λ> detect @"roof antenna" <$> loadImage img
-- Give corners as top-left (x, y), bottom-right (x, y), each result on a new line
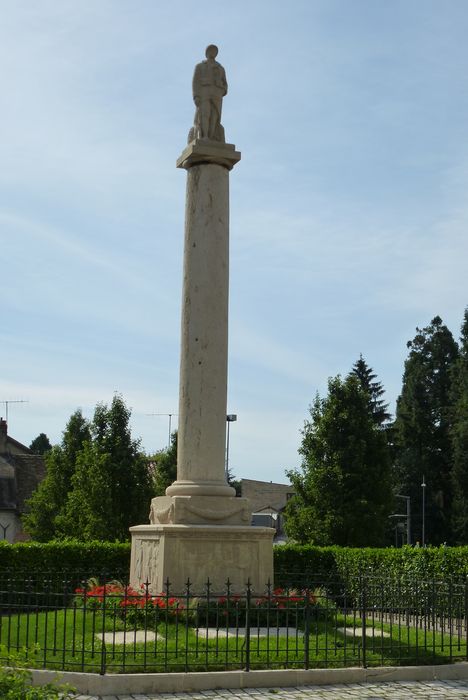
top-left (0, 399), bottom-right (29, 425)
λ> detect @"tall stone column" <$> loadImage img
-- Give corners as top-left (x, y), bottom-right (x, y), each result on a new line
top-left (130, 46), bottom-right (274, 594)
top-left (168, 144), bottom-right (239, 497)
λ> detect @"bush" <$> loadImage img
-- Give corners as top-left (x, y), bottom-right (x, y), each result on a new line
top-left (0, 646), bottom-right (75, 698)
top-left (73, 579), bottom-right (184, 629)
top-left (3, 540), bottom-right (468, 595)
top-left (0, 540), bottom-right (130, 575)
top-left (274, 543), bottom-right (468, 587)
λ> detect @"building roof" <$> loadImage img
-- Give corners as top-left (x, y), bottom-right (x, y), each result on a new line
top-left (0, 419), bottom-right (45, 513)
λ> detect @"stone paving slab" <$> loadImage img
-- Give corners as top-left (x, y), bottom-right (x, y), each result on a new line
top-left (73, 679), bottom-right (468, 699)
top-left (95, 630), bottom-right (161, 645)
top-left (202, 628), bottom-right (303, 639)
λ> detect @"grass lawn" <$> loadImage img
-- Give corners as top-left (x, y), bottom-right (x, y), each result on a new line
top-left (1, 608), bottom-right (466, 673)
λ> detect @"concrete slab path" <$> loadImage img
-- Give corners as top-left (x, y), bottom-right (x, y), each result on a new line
top-left (72, 679), bottom-right (468, 699)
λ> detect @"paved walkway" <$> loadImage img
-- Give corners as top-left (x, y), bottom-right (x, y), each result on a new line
top-left (73, 680), bottom-right (468, 699)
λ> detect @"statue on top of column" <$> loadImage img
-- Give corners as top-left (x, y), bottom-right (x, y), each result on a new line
top-left (189, 45), bottom-right (227, 143)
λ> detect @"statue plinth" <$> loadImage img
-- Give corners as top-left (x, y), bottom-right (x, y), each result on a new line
top-left (177, 139), bottom-right (241, 170)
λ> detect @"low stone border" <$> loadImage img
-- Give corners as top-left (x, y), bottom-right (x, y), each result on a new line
top-left (30, 662), bottom-right (468, 695)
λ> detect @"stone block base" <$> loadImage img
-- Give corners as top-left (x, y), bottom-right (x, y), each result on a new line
top-left (130, 524), bottom-right (274, 595)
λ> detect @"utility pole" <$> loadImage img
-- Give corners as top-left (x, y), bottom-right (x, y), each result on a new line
top-left (146, 413), bottom-right (178, 449)
top-left (0, 399), bottom-right (29, 424)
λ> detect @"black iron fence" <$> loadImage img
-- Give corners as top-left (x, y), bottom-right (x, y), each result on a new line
top-left (0, 571), bottom-right (467, 674)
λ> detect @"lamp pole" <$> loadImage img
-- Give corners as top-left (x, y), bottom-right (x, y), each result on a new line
top-left (225, 414), bottom-right (237, 479)
top-left (421, 475), bottom-right (426, 547)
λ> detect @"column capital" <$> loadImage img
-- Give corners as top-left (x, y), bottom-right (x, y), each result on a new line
top-left (177, 139), bottom-right (241, 171)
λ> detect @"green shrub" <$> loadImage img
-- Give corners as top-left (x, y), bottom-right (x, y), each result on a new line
top-left (0, 539), bottom-right (130, 575)
top-left (274, 544), bottom-right (468, 588)
top-left (0, 646), bottom-right (75, 698)
top-left (73, 578), bottom-right (184, 629)
top-left (3, 540), bottom-right (468, 593)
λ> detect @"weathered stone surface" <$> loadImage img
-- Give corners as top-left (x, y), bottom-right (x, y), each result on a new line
top-left (177, 139), bottom-right (241, 170)
top-left (190, 44), bottom-right (227, 143)
top-left (149, 495), bottom-right (251, 526)
top-left (130, 524), bottom-right (274, 594)
top-left (168, 159), bottom-right (235, 499)
top-left (130, 48), bottom-right (274, 596)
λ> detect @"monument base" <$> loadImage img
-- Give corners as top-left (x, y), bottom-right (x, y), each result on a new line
top-left (129, 524), bottom-right (275, 595)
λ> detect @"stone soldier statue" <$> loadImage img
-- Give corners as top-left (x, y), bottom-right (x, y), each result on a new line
top-left (189, 44), bottom-right (227, 142)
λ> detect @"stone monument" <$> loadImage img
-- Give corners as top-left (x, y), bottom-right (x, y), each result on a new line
top-left (130, 46), bottom-right (274, 595)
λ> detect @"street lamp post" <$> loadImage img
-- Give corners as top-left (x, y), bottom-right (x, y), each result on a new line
top-left (225, 414), bottom-right (237, 479)
top-left (421, 475), bottom-right (426, 547)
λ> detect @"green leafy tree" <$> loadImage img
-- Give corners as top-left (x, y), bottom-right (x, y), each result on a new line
top-left (451, 309), bottom-right (468, 544)
top-left (393, 316), bottom-right (459, 545)
top-left (285, 374), bottom-right (392, 546)
top-left (29, 432), bottom-right (52, 455)
top-left (60, 395), bottom-right (152, 541)
top-left (150, 431), bottom-right (178, 496)
top-left (23, 411), bottom-right (91, 541)
top-left (351, 354), bottom-right (391, 428)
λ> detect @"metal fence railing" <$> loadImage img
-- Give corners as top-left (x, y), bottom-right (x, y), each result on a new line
top-left (0, 571), bottom-right (467, 674)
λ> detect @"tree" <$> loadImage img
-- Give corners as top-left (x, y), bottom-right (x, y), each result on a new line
top-left (351, 355), bottom-right (391, 428)
top-left (285, 374), bottom-right (392, 546)
top-left (60, 395), bottom-right (152, 541)
top-left (451, 309), bottom-right (468, 544)
top-left (29, 433), bottom-right (52, 455)
top-left (150, 431), bottom-right (178, 496)
top-left (393, 316), bottom-right (459, 545)
top-left (23, 411), bottom-right (91, 541)
top-left (227, 468), bottom-right (241, 496)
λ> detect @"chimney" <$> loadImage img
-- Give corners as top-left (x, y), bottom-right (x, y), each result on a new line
top-left (0, 417), bottom-right (7, 452)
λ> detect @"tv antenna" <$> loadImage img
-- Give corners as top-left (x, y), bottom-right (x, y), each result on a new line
top-left (0, 399), bottom-right (29, 424)
top-left (146, 412), bottom-right (178, 449)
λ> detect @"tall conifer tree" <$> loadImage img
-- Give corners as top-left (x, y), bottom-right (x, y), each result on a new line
top-left (351, 355), bottom-right (391, 428)
top-left (451, 309), bottom-right (468, 544)
top-left (393, 316), bottom-right (458, 544)
top-left (285, 374), bottom-right (392, 546)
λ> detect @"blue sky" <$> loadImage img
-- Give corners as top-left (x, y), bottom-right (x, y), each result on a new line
top-left (1, 1), bottom-right (468, 484)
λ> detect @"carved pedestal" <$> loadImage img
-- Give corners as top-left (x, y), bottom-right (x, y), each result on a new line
top-left (130, 524), bottom-right (274, 595)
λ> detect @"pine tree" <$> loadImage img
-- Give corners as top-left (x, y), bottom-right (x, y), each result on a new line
top-left (351, 355), bottom-right (391, 427)
top-left (393, 316), bottom-right (459, 545)
top-left (451, 309), bottom-right (468, 544)
top-left (23, 411), bottom-right (91, 541)
top-left (285, 374), bottom-right (392, 546)
top-left (29, 433), bottom-right (52, 455)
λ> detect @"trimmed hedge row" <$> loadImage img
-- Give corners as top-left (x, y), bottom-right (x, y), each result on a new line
top-left (0, 540), bottom-right (130, 575)
top-left (274, 543), bottom-right (468, 587)
top-left (2, 540), bottom-right (468, 586)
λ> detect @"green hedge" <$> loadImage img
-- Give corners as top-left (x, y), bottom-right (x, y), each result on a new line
top-left (2, 540), bottom-right (468, 588)
top-left (274, 543), bottom-right (468, 587)
top-left (0, 540), bottom-right (130, 575)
